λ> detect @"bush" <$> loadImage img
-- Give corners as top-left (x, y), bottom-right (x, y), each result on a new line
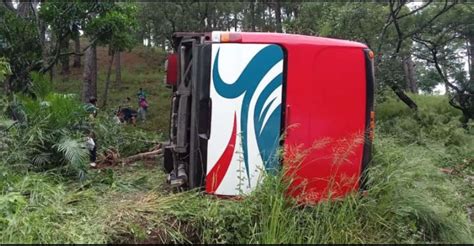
top-left (1, 90), bottom-right (89, 176)
top-left (93, 110), bottom-right (162, 157)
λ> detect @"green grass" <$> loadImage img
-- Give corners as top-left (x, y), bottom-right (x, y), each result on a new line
top-left (0, 162), bottom-right (171, 243)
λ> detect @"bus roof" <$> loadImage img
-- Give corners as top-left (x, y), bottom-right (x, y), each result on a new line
top-left (213, 31), bottom-right (368, 49)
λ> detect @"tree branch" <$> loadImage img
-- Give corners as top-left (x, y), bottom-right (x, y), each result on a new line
top-left (375, 0), bottom-right (405, 60)
top-left (449, 96), bottom-right (464, 111)
top-left (389, 0), bottom-right (404, 55)
top-left (2, 0), bottom-right (16, 12)
top-left (403, 1), bottom-right (456, 39)
top-left (396, 0), bottom-right (433, 19)
top-left (38, 35), bottom-right (97, 74)
top-left (412, 36), bottom-right (462, 94)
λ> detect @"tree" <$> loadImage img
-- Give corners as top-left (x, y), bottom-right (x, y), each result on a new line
top-left (115, 51), bottom-right (121, 84)
top-left (412, 4), bottom-right (474, 125)
top-left (1, 1), bottom-right (104, 93)
top-left (82, 43), bottom-right (97, 102)
top-left (59, 33), bottom-right (71, 75)
top-left (403, 56), bottom-right (418, 93)
top-left (85, 3), bottom-right (137, 107)
top-left (0, 58), bottom-right (12, 87)
top-left (287, 1), bottom-right (457, 110)
top-left (72, 24), bottom-right (81, 68)
top-left (0, 3), bottom-right (42, 93)
top-left (272, 0), bottom-right (283, 33)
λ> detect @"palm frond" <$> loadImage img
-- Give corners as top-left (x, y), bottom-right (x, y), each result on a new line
top-left (0, 116), bottom-right (16, 130)
top-left (31, 152), bottom-right (52, 166)
top-left (54, 137), bottom-right (88, 169)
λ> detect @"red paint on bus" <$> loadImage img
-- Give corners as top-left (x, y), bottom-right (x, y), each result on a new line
top-left (235, 32), bottom-right (369, 202)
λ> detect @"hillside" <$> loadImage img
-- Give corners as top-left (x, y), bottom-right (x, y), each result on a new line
top-left (53, 43), bottom-right (170, 134)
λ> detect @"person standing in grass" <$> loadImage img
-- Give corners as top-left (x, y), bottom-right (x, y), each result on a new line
top-left (84, 96), bottom-right (98, 119)
top-left (136, 88), bottom-right (148, 122)
top-left (83, 96), bottom-right (98, 168)
top-left (122, 96), bottom-right (132, 109)
top-left (138, 96), bottom-right (149, 122)
top-left (136, 88), bottom-right (147, 103)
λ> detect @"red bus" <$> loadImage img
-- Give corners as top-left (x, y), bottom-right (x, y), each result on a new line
top-left (163, 31), bottom-right (375, 203)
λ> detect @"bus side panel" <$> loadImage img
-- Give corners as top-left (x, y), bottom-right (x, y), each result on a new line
top-left (206, 43), bottom-right (284, 196)
top-left (283, 46), bottom-right (366, 202)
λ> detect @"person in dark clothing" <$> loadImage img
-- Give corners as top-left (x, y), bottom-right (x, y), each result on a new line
top-left (116, 106), bottom-right (137, 126)
top-left (84, 96), bottom-right (98, 118)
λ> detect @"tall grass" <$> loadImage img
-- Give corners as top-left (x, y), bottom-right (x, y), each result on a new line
top-left (162, 134), bottom-right (472, 243)
top-left (0, 161), bottom-right (171, 243)
top-left (155, 94), bottom-right (473, 244)
top-left (0, 166), bottom-right (108, 243)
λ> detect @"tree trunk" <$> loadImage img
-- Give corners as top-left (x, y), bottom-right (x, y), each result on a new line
top-left (115, 51), bottom-right (121, 85)
top-left (162, 39), bottom-right (166, 52)
top-left (73, 28), bottom-right (81, 68)
top-left (40, 18), bottom-right (48, 74)
top-left (82, 43), bottom-right (97, 102)
top-left (234, 9), bottom-right (239, 31)
top-left (147, 33), bottom-right (152, 48)
top-left (293, 5), bottom-right (299, 19)
top-left (212, 7), bottom-right (218, 30)
top-left (403, 56), bottom-right (417, 94)
top-left (391, 84), bottom-right (418, 110)
top-left (469, 36), bottom-right (474, 84)
top-left (49, 67), bottom-right (54, 82)
top-left (274, 1), bottom-right (283, 33)
top-left (250, 2), bottom-right (256, 32)
top-left (3, 0), bottom-right (15, 12)
top-left (102, 51), bottom-right (115, 108)
top-left (60, 37), bottom-right (70, 75)
top-left (17, 0), bottom-right (33, 17)
top-left (4, 77), bottom-right (11, 95)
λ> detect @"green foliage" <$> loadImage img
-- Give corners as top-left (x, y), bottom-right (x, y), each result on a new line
top-left (0, 58), bottom-right (12, 83)
top-left (86, 3), bottom-right (139, 52)
top-left (376, 94), bottom-right (471, 145)
top-left (0, 6), bottom-right (42, 91)
top-left (28, 72), bottom-right (54, 100)
top-left (411, 3), bottom-right (474, 121)
top-left (0, 166), bottom-right (108, 243)
top-left (0, 73), bottom-right (91, 176)
top-left (416, 62), bottom-right (444, 94)
top-left (94, 112), bottom-right (161, 157)
top-left (54, 137), bottom-right (88, 174)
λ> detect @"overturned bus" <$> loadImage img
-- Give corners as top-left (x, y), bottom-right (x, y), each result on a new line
top-left (162, 31), bottom-right (375, 203)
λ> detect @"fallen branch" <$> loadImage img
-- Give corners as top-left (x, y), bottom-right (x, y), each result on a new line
top-left (96, 144), bottom-right (163, 166)
top-left (122, 149), bottom-right (163, 164)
